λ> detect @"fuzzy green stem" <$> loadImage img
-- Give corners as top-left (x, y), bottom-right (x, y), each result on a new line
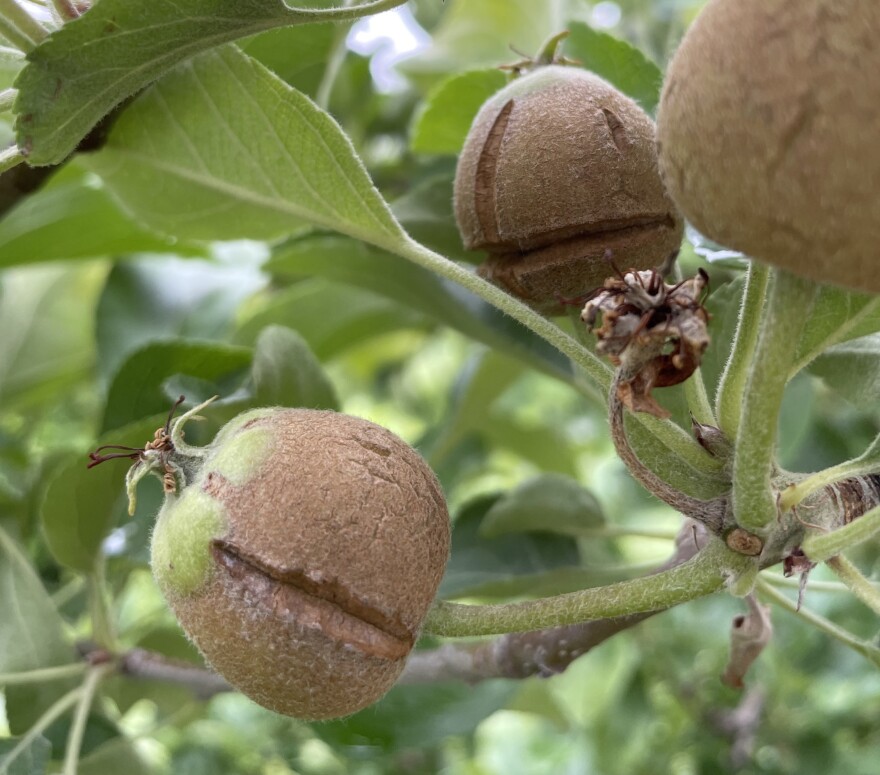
top-left (315, 0), bottom-right (355, 110)
top-left (424, 540), bottom-right (754, 637)
top-left (88, 559), bottom-right (116, 650)
top-left (756, 578), bottom-right (880, 668)
top-left (760, 572), bottom-right (861, 594)
top-left (715, 262), bottom-right (770, 439)
top-left (802, 504), bottom-right (880, 562)
top-left (732, 270), bottom-right (818, 531)
top-left (825, 555), bottom-right (880, 617)
top-left (393, 236), bottom-right (722, 482)
top-left (684, 367), bottom-right (716, 427)
top-left (0, 686), bottom-right (83, 772)
top-left (0, 663), bottom-right (87, 686)
top-left (62, 665), bottom-right (111, 775)
top-left (0, 0), bottom-right (47, 49)
top-left (0, 145), bottom-right (24, 173)
top-left (779, 432), bottom-right (880, 510)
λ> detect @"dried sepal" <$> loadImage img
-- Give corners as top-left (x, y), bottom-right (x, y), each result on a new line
top-left (583, 268), bottom-right (710, 417)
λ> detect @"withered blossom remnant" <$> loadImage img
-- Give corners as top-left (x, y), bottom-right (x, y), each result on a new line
top-left (582, 267), bottom-right (710, 417)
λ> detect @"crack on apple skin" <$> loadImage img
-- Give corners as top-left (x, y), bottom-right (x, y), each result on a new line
top-left (210, 539), bottom-right (414, 662)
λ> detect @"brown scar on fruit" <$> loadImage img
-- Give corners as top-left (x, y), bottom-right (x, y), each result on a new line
top-left (212, 540), bottom-right (413, 661)
top-left (454, 64), bottom-right (684, 314)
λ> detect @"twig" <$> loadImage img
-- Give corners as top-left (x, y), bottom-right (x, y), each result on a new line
top-left (403, 522), bottom-right (706, 683)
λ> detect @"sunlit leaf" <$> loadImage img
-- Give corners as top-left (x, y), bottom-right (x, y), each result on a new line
top-left (0, 171), bottom-right (204, 268)
top-left (82, 45), bottom-right (405, 247)
top-left (564, 22), bottom-right (662, 112)
top-left (410, 69), bottom-right (506, 155)
top-left (15, 0), bottom-right (404, 165)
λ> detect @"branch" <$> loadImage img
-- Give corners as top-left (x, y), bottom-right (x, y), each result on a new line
top-left (402, 522), bottom-right (707, 683)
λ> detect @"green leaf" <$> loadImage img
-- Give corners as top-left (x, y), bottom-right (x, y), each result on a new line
top-left (0, 170), bottom-right (204, 269)
top-left (440, 495), bottom-right (580, 599)
top-left (795, 288), bottom-right (880, 369)
top-left (240, 23), bottom-right (336, 95)
top-left (0, 263), bottom-right (106, 411)
top-left (233, 278), bottom-right (428, 357)
top-left (480, 473), bottom-right (605, 538)
top-left (82, 45), bottom-right (405, 247)
top-left (402, 0), bottom-right (590, 82)
top-left (0, 735), bottom-right (51, 775)
top-left (101, 340), bottom-right (252, 433)
top-left (75, 737), bottom-right (153, 775)
top-left (40, 416), bottom-right (161, 572)
top-left (95, 258), bottom-right (263, 383)
top-left (317, 680), bottom-right (516, 754)
top-left (0, 526), bottom-right (76, 733)
top-left (564, 22), bottom-right (663, 113)
top-left (14, 0), bottom-right (406, 165)
top-left (390, 174), bottom-right (474, 263)
top-left (266, 235), bottom-right (574, 385)
top-left (410, 69), bottom-right (506, 155)
top-left (251, 325), bottom-right (338, 409)
top-left (808, 334), bottom-right (880, 409)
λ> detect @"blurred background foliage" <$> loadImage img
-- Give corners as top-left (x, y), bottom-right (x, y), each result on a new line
top-left (0, 1), bottom-right (878, 773)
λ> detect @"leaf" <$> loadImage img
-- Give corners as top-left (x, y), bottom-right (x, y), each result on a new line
top-left (0, 263), bottom-right (106, 411)
top-left (40, 415), bottom-right (161, 572)
top-left (233, 279), bottom-right (428, 357)
top-left (795, 288), bottom-right (880, 369)
top-left (74, 737), bottom-right (153, 775)
top-left (432, 350), bottom-right (527, 453)
top-left (401, 0), bottom-right (591, 82)
top-left (317, 680), bottom-right (516, 754)
top-left (82, 45), bottom-right (405, 248)
top-left (564, 22), bottom-right (663, 112)
top-left (239, 23), bottom-right (336, 95)
top-left (95, 258), bottom-right (263, 383)
top-left (251, 325), bottom-right (338, 409)
top-left (0, 526), bottom-right (76, 733)
top-left (808, 334), bottom-right (880, 409)
top-left (390, 173), bottom-right (474, 263)
top-left (0, 735), bottom-right (51, 775)
top-left (410, 69), bottom-right (506, 155)
top-left (101, 339), bottom-right (252, 433)
top-left (480, 473), bottom-right (604, 538)
top-left (14, 0), bottom-right (403, 165)
top-left (0, 170), bottom-right (204, 269)
top-left (439, 495), bottom-right (580, 600)
top-left (266, 235), bottom-right (574, 385)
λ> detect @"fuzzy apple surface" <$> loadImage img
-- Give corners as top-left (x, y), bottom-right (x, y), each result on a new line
top-left (149, 407), bottom-right (450, 720)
